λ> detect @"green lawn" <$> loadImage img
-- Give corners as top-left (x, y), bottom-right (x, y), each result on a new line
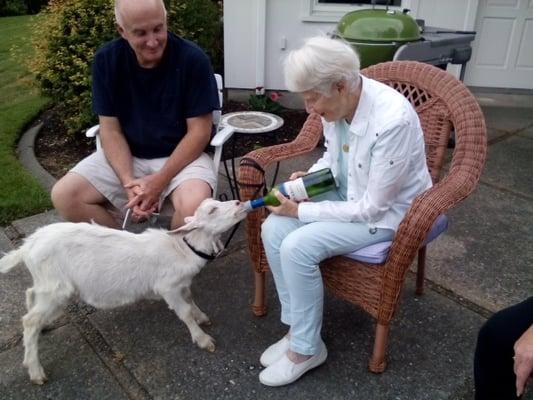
top-left (0, 15), bottom-right (51, 226)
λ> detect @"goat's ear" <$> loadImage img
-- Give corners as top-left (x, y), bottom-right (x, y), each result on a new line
top-left (213, 239), bottom-right (224, 254)
top-left (167, 217), bottom-right (200, 234)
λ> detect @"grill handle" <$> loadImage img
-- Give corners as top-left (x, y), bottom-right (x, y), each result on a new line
top-left (434, 30), bottom-right (476, 34)
top-left (371, 0), bottom-right (392, 10)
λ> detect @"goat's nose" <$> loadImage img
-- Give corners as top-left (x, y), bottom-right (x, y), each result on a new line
top-left (236, 201), bottom-right (241, 205)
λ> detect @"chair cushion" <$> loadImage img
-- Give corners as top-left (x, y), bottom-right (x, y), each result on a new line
top-left (344, 214), bottom-right (449, 264)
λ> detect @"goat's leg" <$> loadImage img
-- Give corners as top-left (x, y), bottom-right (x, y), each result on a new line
top-left (182, 286), bottom-right (210, 326)
top-left (22, 288), bottom-right (67, 384)
top-left (191, 300), bottom-right (211, 326)
top-left (22, 311), bottom-right (46, 384)
top-left (26, 288), bottom-right (55, 332)
top-left (161, 290), bottom-right (216, 352)
top-left (25, 288), bottom-right (35, 311)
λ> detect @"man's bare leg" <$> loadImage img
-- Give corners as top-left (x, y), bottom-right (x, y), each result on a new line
top-left (168, 179), bottom-right (212, 229)
top-left (51, 172), bottom-right (119, 228)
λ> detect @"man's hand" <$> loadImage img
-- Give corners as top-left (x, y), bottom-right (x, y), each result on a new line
top-left (124, 173), bottom-right (166, 219)
top-left (125, 185), bottom-right (156, 222)
top-left (266, 189), bottom-right (299, 218)
top-left (514, 324), bottom-right (533, 397)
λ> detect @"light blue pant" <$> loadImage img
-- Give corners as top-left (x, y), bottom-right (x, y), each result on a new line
top-left (261, 192), bottom-right (394, 355)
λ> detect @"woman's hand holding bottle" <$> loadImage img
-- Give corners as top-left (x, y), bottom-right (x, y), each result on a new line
top-left (289, 171), bottom-right (307, 181)
top-left (243, 168), bottom-right (336, 212)
top-left (266, 190), bottom-right (299, 218)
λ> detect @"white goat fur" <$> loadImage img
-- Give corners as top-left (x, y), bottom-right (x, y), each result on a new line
top-left (0, 198), bottom-right (247, 384)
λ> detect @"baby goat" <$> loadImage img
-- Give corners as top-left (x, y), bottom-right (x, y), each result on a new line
top-left (0, 198), bottom-right (247, 384)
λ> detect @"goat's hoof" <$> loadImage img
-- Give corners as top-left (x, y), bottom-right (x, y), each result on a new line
top-left (200, 319), bottom-right (212, 326)
top-left (30, 375), bottom-right (48, 385)
top-left (196, 334), bottom-right (216, 352)
top-left (28, 365), bottom-right (48, 385)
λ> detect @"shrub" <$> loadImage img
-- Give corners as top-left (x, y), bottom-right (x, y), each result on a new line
top-left (166, 0), bottom-right (223, 73)
top-left (30, 0), bottom-right (223, 134)
top-left (26, 0), bottom-right (48, 13)
top-left (0, 0), bottom-right (49, 16)
top-left (1, 0), bottom-right (27, 16)
top-left (29, 0), bottom-right (116, 133)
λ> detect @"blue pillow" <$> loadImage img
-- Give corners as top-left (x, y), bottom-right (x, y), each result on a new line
top-left (344, 214), bottom-right (449, 264)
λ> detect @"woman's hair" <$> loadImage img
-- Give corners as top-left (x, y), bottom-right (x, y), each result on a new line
top-left (283, 35), bottom-right (360, 95)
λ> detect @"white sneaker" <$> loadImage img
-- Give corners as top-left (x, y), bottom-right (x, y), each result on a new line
top-left (259, 340), bottom-right (327, 387)
top-left (260, 336), bottom-right (290, 367)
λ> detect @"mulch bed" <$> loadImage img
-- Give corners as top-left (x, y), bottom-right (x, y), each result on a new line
top-left (34, 100), bottom-right (309, 179)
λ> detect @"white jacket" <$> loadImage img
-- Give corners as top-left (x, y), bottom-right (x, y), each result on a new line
top-left (298, 75), bottom-right (433, 231)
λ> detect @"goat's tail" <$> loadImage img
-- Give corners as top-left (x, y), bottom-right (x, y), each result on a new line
top-left (0, 248), bottom-right (24, 273)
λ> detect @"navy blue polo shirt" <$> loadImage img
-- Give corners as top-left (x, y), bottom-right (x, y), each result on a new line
top-left (92, 32), bottom-right (219, 159)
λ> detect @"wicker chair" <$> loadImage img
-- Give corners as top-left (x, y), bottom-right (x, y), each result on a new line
top-left (237, 61), bottom-right (487, 373)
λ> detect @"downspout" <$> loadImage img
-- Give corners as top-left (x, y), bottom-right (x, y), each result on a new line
top-left (255, 0), bottom-right (266, 94)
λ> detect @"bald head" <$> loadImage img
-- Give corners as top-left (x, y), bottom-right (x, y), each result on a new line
top-left (114, 0), bottom-right (167, 29)
top-left (114, 0), bottom-right (168, 68)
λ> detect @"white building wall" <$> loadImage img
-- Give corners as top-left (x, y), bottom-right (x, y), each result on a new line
top-left (223, 0), bottom-right (258, 89)
top-left (224, 0), bottom-right (478, 91)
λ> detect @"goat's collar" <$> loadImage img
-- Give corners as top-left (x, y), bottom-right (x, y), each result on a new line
top-left (183, 237), bottom-right (217, 261)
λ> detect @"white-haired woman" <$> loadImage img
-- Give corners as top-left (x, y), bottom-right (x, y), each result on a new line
top-left (258, 36), bottom-right (433, 386)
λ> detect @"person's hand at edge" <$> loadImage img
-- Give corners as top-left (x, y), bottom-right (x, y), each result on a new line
top-left (514, 324), bottom-right (533, 397)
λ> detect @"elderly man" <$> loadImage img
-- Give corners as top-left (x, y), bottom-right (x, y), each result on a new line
top-left (51, 0), bottom-right (219, 229)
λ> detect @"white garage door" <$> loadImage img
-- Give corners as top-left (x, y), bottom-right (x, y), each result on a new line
top-left (465, 0), bottom-right (533, 89)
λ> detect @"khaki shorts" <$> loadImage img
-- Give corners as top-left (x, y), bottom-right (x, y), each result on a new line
top-left (71, 150), bottom-right (216, 213)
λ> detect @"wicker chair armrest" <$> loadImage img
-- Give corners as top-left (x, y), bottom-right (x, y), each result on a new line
top-left (377, 77), bottom-right (487, 319)
top-left (378, 166), bottom-right (485, 322)
top-left (366, 175), bottom-right (467, 324)
top-left (393, 173), bottom-right (472, 262)
top-left (387, 102), bottom-right (486, 272)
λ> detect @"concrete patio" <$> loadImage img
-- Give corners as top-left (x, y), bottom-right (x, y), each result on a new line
top-left (0, 91), bottom-right (532, 399)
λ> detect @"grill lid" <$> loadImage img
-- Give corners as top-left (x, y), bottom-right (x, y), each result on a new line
top-left (337, 9), bottom-right (421, 43)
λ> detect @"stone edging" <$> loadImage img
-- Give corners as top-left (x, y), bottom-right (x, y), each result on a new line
top-left (17, 122), bottom-right (57, 193)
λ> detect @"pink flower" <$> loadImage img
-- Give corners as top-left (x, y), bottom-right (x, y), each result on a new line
top-left (269, 91), bottom-right (282, 102)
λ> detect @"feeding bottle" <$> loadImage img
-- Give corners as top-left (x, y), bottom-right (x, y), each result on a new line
top-left (244, 168), bottom-right (336, 211)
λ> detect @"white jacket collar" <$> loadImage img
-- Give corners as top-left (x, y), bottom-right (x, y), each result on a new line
top-left (346, 75), bottom-right (374, 137)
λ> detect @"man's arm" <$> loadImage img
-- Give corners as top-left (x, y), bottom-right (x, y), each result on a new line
top-left (158, 113), bottom-right (212, 185)
top-left (99, 116), bottom-right (153, 219)
top-left (99, 115), bottom-right (134, 185)
top-left (125, 112), bottom-right (213, 211)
